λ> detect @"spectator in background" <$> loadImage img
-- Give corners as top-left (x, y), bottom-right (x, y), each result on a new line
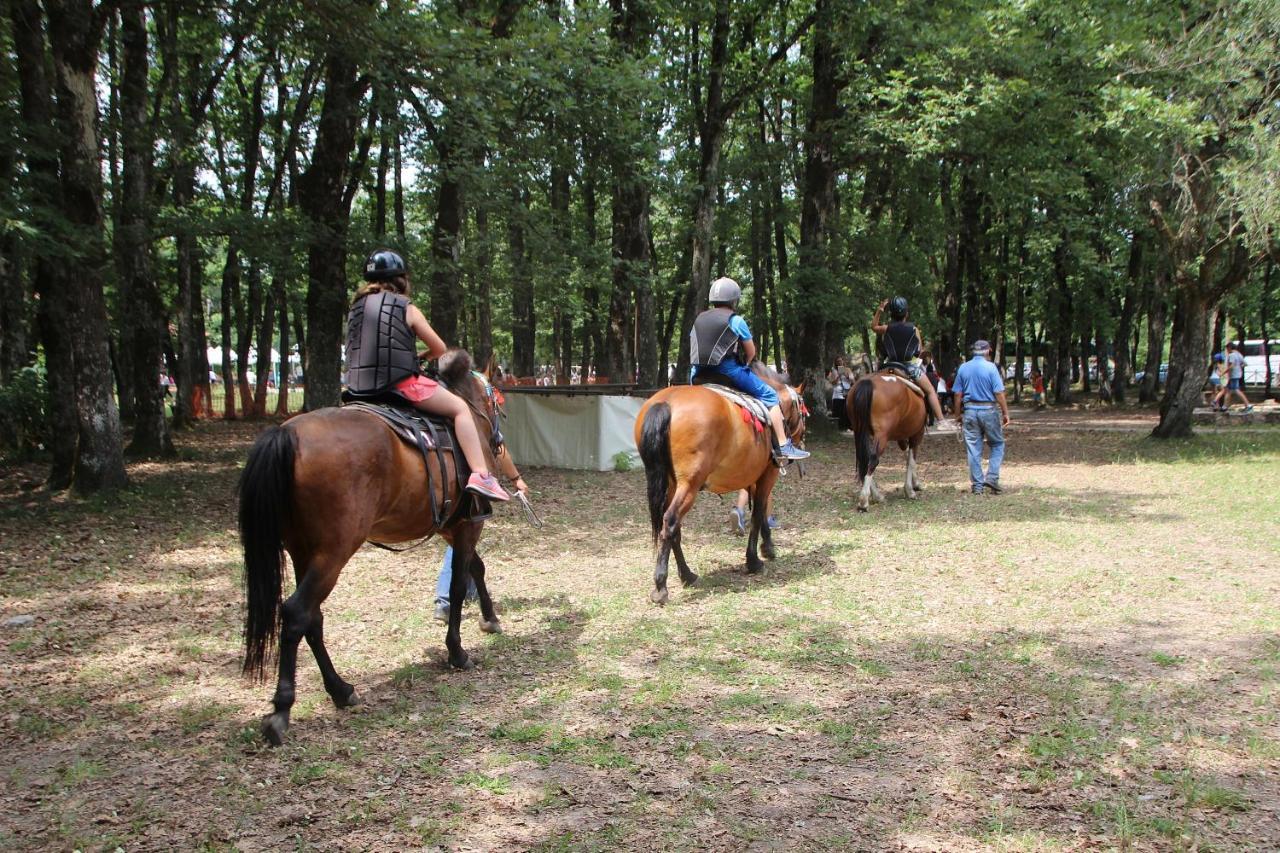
top-left (1030, 368), bottom-right (1045, 408)
top-left (1207, 353), bottom-right (1226, 410)
top-left (1223, 342), bottom-right (1253, 412)
top-left (827, 356), bottom-right (854, 432)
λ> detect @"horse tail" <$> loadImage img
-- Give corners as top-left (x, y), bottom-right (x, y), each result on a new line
top-left (239, 424), bottom-right (296, 680)
top-left (851, 378), bottom-right (876, 482)
top-left (638, 402), bottom-right (672, 545)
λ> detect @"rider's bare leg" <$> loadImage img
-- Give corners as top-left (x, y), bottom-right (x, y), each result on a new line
top-left (413, 388), bottom-right (491, 477)
top-left (916, 375), bottom-right (945, 422)
top-left (768, 405), bottom-right (788, 446)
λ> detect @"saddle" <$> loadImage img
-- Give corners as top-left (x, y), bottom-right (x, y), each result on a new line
top-left (874, 367), bottom-right (926, 398)
top-left (694, 382), bottom-right (772, 434)
top-left (342, 392), bottom-right (491, 527)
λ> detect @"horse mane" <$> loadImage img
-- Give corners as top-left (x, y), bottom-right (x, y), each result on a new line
top-left (750, 361), bottom-right (789, 387)
top-left (438, 349), bottom-right (474, 387)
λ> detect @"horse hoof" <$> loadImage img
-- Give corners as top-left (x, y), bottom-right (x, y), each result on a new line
top-left (479, 618), bottom-right (503, 635)
top-left (650, 588), bottom-right (669, 606)
top-left (261, 714), bottom-right (288, 747)
top-left (857, 505), bottom-right (869, 514)
top-left (449, 655), bottom-right (476, 672)
top-left (681, 573), bottom-right (699, 587)
top-left (761, 544), bottom-right (777, 560)
top-left (333, 688), bottom-right (362, 709)
top-left (746, 560), bottom-right (764, 575)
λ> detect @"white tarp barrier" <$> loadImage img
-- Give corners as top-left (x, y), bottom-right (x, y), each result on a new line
top-left (502, 393), bottom-right (646, 471)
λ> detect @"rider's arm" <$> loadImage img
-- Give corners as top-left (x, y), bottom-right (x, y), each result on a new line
top-left (496, 444), bottom-right (527, 494)
top-left (871, 301), bottom-right (887, 334)
top-left (405, 304), bottom-right (447, 359)
top-left (741, 338), bottom-right (758, 362)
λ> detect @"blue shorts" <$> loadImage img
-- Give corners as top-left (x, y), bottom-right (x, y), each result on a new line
top-left (694, 363), bottom-right (778, 407)
top-left (1228, 376), bottom-right (1244, 391)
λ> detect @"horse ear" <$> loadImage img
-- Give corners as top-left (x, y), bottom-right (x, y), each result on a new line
top-left (484, 354), bottom-right (496, 382)
top-left (795, 381), bottom-right (806, 396)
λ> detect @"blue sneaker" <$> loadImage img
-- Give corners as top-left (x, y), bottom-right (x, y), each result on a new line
top-left (775, 440), bottom-right (810, 461)
top-left (766, 515), bottom-right (780, 529)
top-left (729, 506), bottom-right (746, 535)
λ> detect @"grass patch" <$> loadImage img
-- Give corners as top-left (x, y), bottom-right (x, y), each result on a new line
top-left (457, 770), bottom-right (510, 795)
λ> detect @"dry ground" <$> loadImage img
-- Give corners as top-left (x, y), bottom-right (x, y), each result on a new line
top-left (1, 409), bottom-right (1278, 851)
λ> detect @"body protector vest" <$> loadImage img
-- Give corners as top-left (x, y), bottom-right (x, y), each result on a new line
top-left (345, 290), bottom-right (420, 394)
top-left (883, 321), bottom-right (920, 363)
top-left (690, 307), bottom-right (742, 368)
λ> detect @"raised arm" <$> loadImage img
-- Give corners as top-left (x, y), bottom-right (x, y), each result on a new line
top-left (871, 300), bottom-right (888, 335)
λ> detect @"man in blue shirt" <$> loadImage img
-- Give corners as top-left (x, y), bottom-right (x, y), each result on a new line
top-left (951, 340), bottom-right (1010, 494)
top-left (690, 277), bottom-right (808, 461)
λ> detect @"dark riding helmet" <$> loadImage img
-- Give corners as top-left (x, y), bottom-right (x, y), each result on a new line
top-left (363, 248), bottom-right (407, 282)
top-left (889, 296), bottom-right (908, 321)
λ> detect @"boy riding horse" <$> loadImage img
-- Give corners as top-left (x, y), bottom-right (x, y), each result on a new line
top-left (690, 277), bottom-right (809, 462)
top-left (870, 296), bottom-right (958, 434)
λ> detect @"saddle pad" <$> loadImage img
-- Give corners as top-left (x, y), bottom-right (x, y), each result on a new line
top-left (877, 372), bottom-right (925, 398)
top-left (344, 401), bottom-right (455, 452)
top-left (699, 383), bottom-right (772, 426)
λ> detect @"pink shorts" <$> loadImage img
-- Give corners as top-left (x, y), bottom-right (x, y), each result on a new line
top-left (395, 374), bottom-right (439, 402)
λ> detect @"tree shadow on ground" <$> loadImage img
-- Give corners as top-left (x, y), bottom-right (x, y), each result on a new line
top-left (676, 546), bottom-right (839, 604)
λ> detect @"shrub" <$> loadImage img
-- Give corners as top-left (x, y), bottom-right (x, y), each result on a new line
top-left (0, 366), bottom-right (51, 458)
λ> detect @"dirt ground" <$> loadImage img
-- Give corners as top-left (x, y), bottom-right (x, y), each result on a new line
top-left (1, 407), bottom-right (1278, 851)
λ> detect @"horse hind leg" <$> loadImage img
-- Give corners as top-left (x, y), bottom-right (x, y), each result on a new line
top-left (653, 483), bottom-right (696, 605)
top-left (672, 529), bottom-right (699, 588)
top-left (306, 611), bottom-right (360, 709)
top-left (262, 557), bottom-right (344, 746)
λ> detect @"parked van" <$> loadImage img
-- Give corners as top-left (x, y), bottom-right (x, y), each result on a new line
top-left (1240, 339), bottom-right (1280, 385)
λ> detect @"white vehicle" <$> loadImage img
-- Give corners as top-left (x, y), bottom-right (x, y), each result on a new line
top-left (1240, 339), bottom-right (1280, 385)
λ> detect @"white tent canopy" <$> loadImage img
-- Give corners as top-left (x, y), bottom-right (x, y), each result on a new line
top-left (206, 346), bottom-right (301, 366)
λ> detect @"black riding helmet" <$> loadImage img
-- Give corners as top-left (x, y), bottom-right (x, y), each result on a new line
top-left (364, 248), bottom-right (407, 282)
top-left (889, 296), bottom-right (909, 321)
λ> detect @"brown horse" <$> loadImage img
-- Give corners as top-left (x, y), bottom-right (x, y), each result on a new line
top-left (635, 364), bottom-right (806, 604)
top-left (846, 372), bottom-right (926, 512)
top-left (239, 350), bottom-right (501, 745)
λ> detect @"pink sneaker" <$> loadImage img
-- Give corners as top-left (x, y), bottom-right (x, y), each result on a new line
top-left (466, 472), bottom-right (510, 502)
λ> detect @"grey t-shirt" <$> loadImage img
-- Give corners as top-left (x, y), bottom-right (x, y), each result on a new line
top-left (1227, 350), bottom-right (1245, 379)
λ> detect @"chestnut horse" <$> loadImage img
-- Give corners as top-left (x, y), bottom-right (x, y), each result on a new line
top-left (846, 372), bottom-right (926, 512)
top-left (239, 350), bottom-right (501, 745)
top-left (635, 364), bottom-right (806, 604)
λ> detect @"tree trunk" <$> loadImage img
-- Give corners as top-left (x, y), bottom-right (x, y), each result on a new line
top-left (220, 249), bottom-right (240, 419)
top-left (509, 189), bottom-right (535, 378)
top-left (1210, 306), bottom-right (1226, 358)
top-left (429, 138), bottom-right (464, 345)
top-left (1263, 257), bottom-right (1274, 399)
top-left (580, 164), bottom-right (600, 381)
top-left (251, 269), bottom-right (274, 416)
top-left (1013, 282), bottom-right (1026, 402)
top-left (792, 0), bottom-right (842, 393)
top-left (9, 0), bottom-right (76, 486)
top-left (46, 0), bottom-right (128, 491)
top-left (937, 163), bottom-right (963, 377)
top-left (274, 285), bottom-right (292, 416)
top-left (1111, 231), bottom-right (1143, 403)
top-left (298, 48), bottom-right (366, 411)
top-left (114, 1), bottom-right (172, 455)
top-left (473, 206), bottom-right (493, 369)
top-left (1153, 287), bottom-right (1213, 438)
top-left (1139, 277), bottom-right (1167, 403)
top-left (1050, 231), bottom-right (1073, 404)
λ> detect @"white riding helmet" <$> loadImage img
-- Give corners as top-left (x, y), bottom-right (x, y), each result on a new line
top-left (709, 276), bottom-right (741, 305)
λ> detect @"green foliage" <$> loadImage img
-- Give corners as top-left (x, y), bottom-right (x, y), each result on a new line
top-left (0, 366), bottom-right (49, 459)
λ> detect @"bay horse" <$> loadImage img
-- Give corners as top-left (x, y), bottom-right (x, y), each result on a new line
top-left (635, 363), bottom-right (806, 604)
top-left (238, 350), bottom-right (501, 745)
top-left (846, 372), bottom-right (926, 512)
